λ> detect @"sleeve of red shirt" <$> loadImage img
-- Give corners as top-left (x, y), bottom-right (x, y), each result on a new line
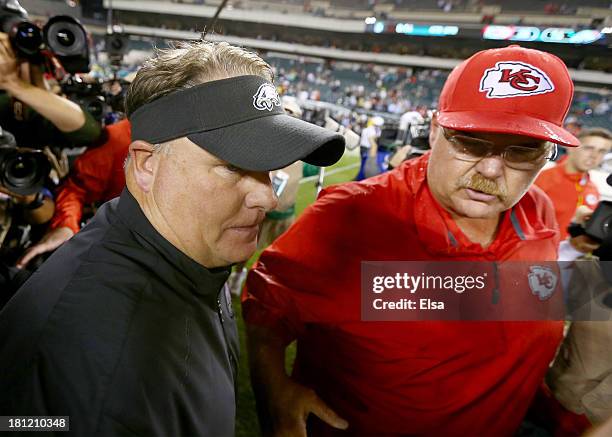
top-left (242, 183), bottom-right (366, 344)
top-left (50, 121), bottom-right (130, 234)
top-left (50, 148), bottom-right (114, 233)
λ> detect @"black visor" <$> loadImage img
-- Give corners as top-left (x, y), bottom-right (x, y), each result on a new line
top-left (129, 75), bottom-right (345, 171)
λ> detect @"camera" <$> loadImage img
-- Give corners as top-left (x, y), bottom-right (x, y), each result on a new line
top-left (61, 77), bottom-right (106, 123)
top-left (302, 107), bottom-right (328, 127)
top-left (406, 121), bottom-right (431, 150)
top-left (323, 117), bottom-right (359, 151)
top-left (583, 201), bottom-right (612, 243)
top-left (0, 127), bottom-right (50, 196)
top-left (0, 0), bottom-right (90, 74)
top-left (378, 121), bottom-right (400, 152)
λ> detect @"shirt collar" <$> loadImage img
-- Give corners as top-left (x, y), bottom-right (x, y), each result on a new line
top-left (557, 155), bottom-right (590, 184)
top-left (116, 188), bottom-right (230, 303)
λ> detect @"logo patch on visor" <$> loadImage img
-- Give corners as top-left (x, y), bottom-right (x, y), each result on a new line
top-left (480, 61), bottom-right (554, 99)
top-left (253, 83), bottom-right (281, 111)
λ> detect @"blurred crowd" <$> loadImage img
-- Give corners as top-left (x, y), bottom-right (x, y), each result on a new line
top-left (270, 55), bottom-right (611, 131)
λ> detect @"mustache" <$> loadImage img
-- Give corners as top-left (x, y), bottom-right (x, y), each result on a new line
top-left (457, 174), bottom-right (507, 199)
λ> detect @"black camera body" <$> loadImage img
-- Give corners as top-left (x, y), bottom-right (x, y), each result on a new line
top-left (584, 201), bottom-right (612, 243)
top-left (0, 127), bottom-right (50, 196)
top-left (378, 122), bottom-right (400, 152)
top-left (62, 77), bottom-right (106, 122)
top-left (406, 120), bottom-right (431, 150)
top-left (1, 1), bottom-right (90, 74)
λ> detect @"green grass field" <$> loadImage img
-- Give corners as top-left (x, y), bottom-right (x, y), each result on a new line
top-left (234, 151), bottom-right (360, 436)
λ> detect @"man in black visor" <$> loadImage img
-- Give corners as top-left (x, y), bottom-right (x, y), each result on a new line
top-left (0, 41), bottom-right (344, 436)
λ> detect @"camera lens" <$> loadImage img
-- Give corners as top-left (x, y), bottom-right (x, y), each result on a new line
top-left (87, 99), bottom-right (104, 120)
top-left (110, 37), bottom-right (124, 51)
top-left (9, 155), bottom-right (34, 178)
top-left (45, 19), bottom-right (86, 56)
top-left (1, 150), bottom-right (49, 195)
top-left (56, 29), bottom-right (76, 47)
top-left (6, 154), bottom-right (38, 186)
top-left (10, 21), bottom-right (43, 56)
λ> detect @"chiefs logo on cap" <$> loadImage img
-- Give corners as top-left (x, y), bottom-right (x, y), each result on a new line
top-left (253, 83), bottom-right (281, 111)
top-left (480, 61), bottom-right (555, 99)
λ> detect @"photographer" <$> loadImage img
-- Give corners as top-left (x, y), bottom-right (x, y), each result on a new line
top-left (542, 205), bottom-right (612, 434)
top-left (0, 33), bottom-right (100, 149)
top-left (16, 118), bottom-right (131, 268)
top-left (535, 127), bottom-right (612, 240)
top-left (0, 127), bottom-right (54, 304)
top-left (1, 0), bottom-right (100, 152)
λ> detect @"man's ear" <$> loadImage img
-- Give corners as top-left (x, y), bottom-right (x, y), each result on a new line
top-left (429, 112), bottom-right (440, 148)
top-left (128, 141), bottom-right (159, 192)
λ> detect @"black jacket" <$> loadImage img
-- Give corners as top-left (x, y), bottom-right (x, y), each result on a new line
top-left (0, 189), bottom-right (238, 436)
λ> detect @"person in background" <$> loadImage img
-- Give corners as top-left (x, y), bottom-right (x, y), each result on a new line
top-left (355, 115), bottom-right (383, 180)
top-left (16, 119), bottom-right (131, 268)
top-left (0, 32), bottom-right (100, 153)
top-left (0, 127), bottom-right (55, 302)
top-left (535, 127), bottom-right (612, 240)
top-left (528, 206), bottom-right (612, 436)
top-left (553, 116), bottom-right (582, 161)
top-left (564, 115), bottom-right (583, 138)
top-left (398, 104), bottom-right (428, 143)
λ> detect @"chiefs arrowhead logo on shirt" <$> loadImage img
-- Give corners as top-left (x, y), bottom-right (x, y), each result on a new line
top-left (253, 83), bottom-right (281, 111)
top-left (528, 266), bottom-right (558, 301)
top-left (480, 61), bottom-right (555, 99)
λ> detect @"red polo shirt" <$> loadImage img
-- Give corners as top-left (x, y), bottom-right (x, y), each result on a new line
top-left (535, 156), bottom-right (600, 240)
top-left (243, 154), bottom-right (564, 436)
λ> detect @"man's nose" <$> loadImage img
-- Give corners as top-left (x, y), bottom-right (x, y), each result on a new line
top-left (245, 172), bottom-right (278, 212)
top-left (475, 154), bottom-right (505, 179)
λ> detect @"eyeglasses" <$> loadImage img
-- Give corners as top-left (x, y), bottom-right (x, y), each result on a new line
top-left (442, 128), bottom-right (558, 171)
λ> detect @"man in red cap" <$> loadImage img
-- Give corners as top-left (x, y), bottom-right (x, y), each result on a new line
top-left (243, 45), bottom-right (582, 436)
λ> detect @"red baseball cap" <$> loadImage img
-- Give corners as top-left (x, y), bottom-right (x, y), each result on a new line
top-left (437, 45), bottom-right (580, 147)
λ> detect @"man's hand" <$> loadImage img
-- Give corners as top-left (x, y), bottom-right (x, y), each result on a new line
top-left (247, 325), bottom-right (349, 436)
top-left (0, 185), bottom-right (36, 205)
top-left (16, 226), bottom-right (74, 268)
top-left (389, 144), bottom-right (412, 169)
top-left (267, 377), bottom-right (348, 437)
top-left (0, 32), bottom-right (20, 89)
top-left (569, 205), bottom-right (599, 254)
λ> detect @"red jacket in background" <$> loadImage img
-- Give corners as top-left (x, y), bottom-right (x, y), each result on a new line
top-left (50, 119), bottom-right (131, 234)
top-left (243, 153), bottom-right (564, 437)
top-left (535, 156), bottom-right (600, 240)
